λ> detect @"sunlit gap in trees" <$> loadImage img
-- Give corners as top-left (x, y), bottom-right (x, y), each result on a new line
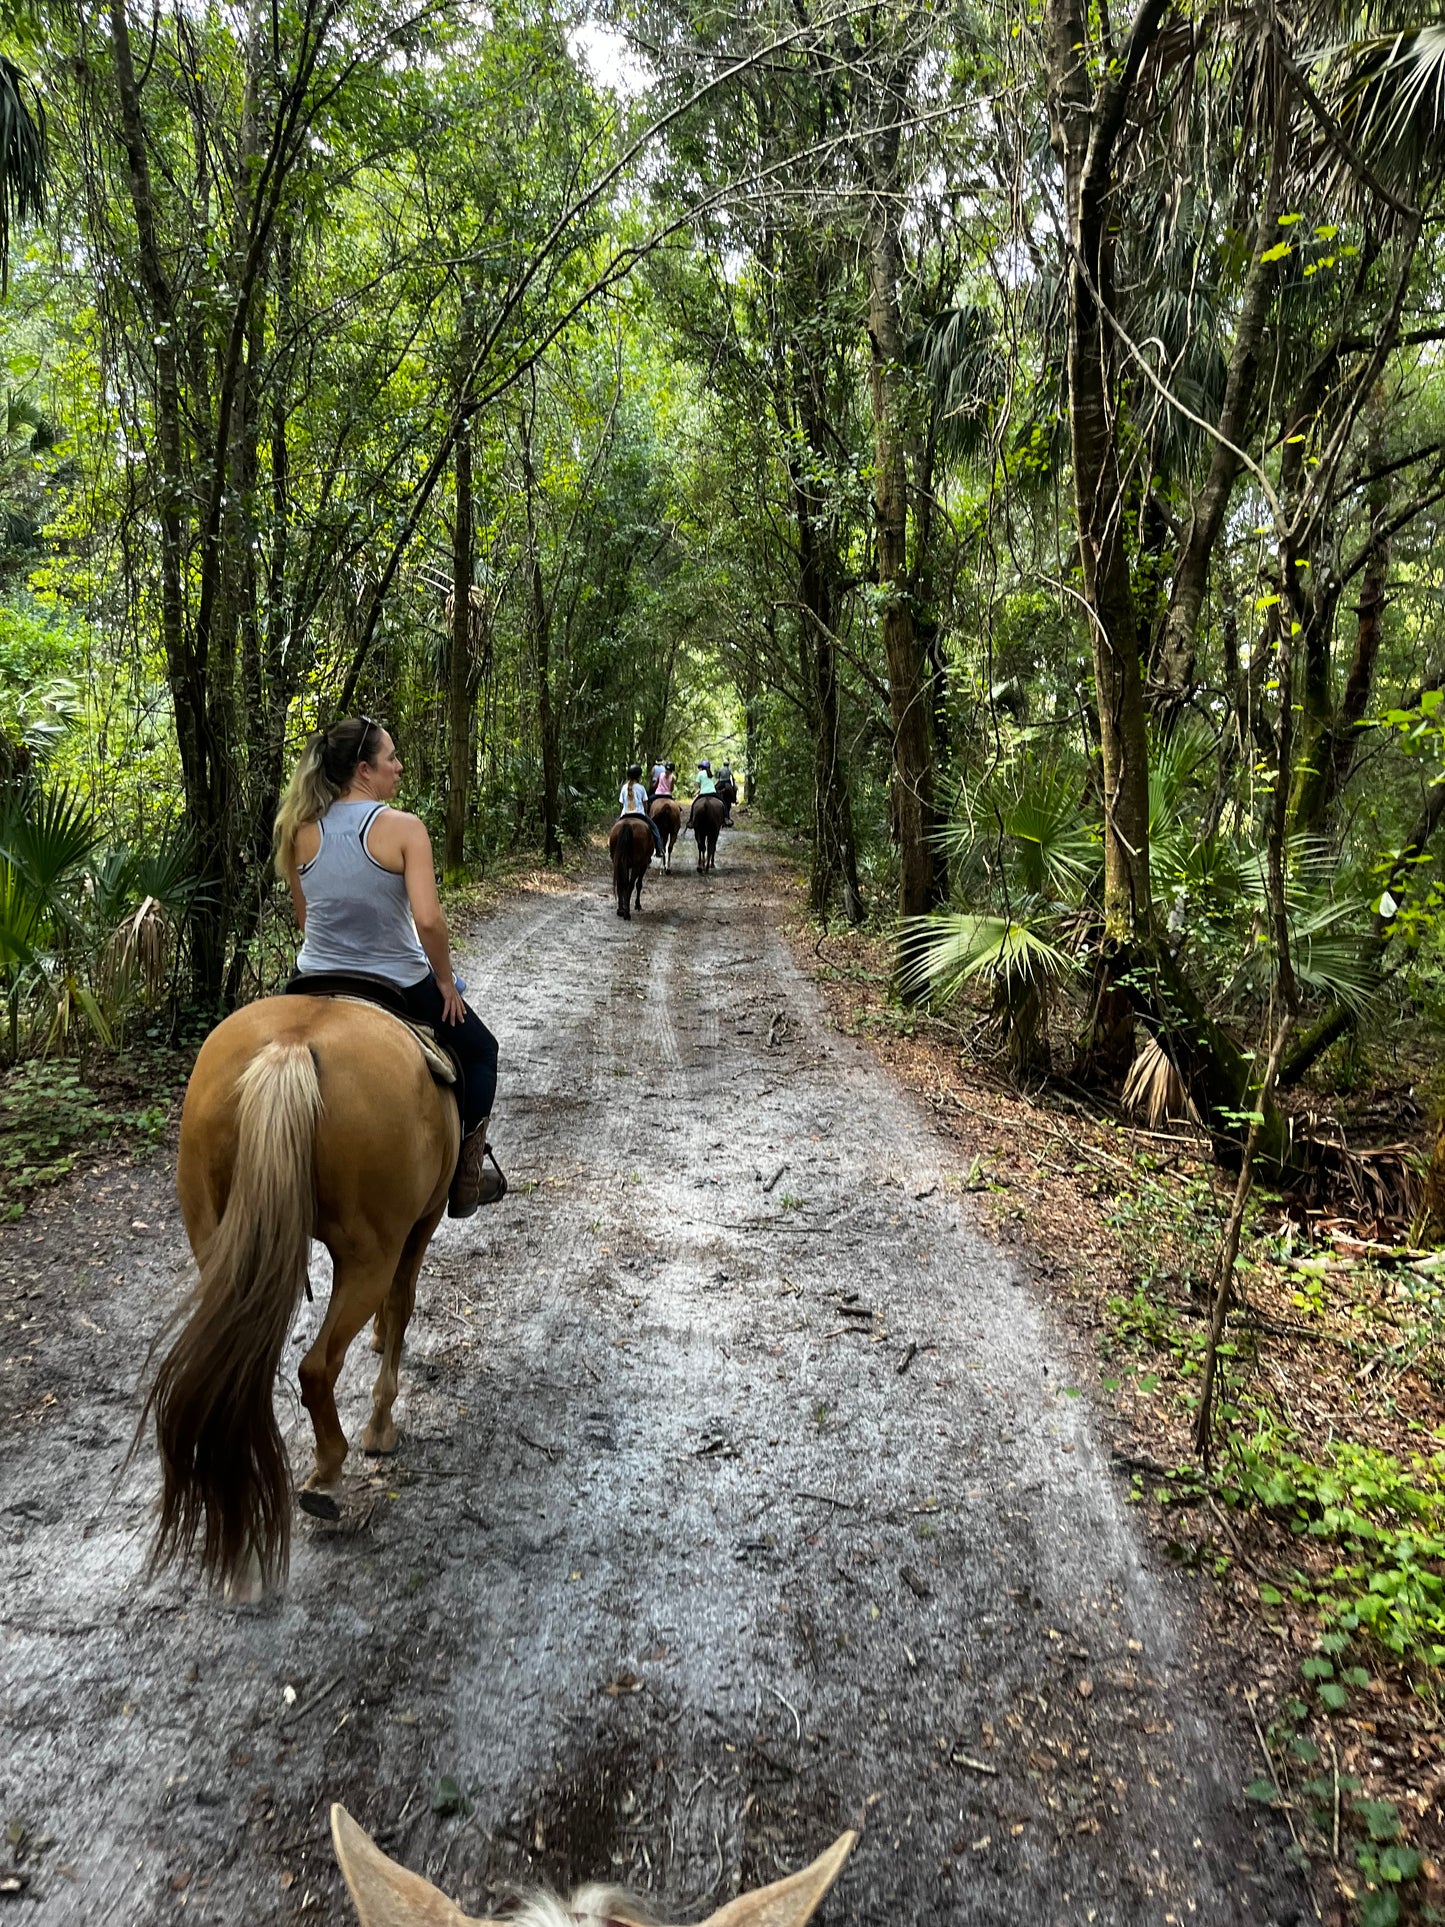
top-left (570, 18), bottom-right (652, 97)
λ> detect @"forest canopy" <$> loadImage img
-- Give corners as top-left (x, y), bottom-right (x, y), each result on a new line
top-left (3, 0), bottom-right (1445, 1189)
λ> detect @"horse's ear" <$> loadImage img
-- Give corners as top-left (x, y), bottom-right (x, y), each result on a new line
top-left (331, 1804), bottom-right (500, 1927)
top-left (693, 1832), bottom-right (858, 1927)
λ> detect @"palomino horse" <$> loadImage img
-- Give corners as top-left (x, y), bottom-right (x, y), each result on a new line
top-left (332, 1803), bottom-right (857, 1927)
top-left (143, 995), bottom-right (459, 1595)
top-left (648, 794), bottom-right (682, 869)
top-left (689, 793), bottom-right (726, 873)
top-left (608, 814), bottom-right (653, 918)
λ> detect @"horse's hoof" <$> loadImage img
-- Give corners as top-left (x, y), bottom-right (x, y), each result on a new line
top-left (298, 1487), bottom-right (341, 1522)
top-left (223, 1546), bottom-right (267, 1604)
top-left (361, 1424), bottom-right (397, 1456)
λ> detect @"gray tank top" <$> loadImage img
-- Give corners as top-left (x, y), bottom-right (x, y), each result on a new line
top-left (295, 800), bottom-right (430, 987)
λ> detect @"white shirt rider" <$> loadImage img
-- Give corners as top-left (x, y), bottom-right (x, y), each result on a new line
top-left (620, 779), bottom-right (649, 815)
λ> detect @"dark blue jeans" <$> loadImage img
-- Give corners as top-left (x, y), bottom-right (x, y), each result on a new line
top-left (397, 972), bottom-right (498, 1136)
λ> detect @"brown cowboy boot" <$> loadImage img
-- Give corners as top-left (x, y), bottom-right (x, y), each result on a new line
top-left (448, 1120), bottom-right (507, 1219)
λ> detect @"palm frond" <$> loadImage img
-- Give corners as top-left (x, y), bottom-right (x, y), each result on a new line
top-left (1148, 722), bottom-right (1214, 838)
top-left (899, 911), bottom-right (1075, 1005)
top-left (1122, 1034), bottom-right (1201, 1129)
top-left (944, 762), bottom-right (1099, 904)
top-left (1316, 25), bottom-right (1445, 198)
top-left (915, 304), bottom-right (1004, 463)
top-left (0, 783), bottom-right (98, 897)
top-left (101, 896), bottom-right (172, 1004)
top-left (0, 57), bottom-right (44, 291)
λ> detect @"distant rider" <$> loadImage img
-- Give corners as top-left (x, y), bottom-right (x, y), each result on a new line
top-left (654, 762), bottom-right (676, 799)
top-left (689, 760), bottom-right (719, 831)
top-left (620, 763), bottom-right (665, 857)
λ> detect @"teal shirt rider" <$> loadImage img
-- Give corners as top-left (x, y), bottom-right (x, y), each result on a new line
top-left (695, 764), bottom-right (717, 796)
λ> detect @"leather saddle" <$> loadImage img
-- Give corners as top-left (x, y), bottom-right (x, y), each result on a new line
top-left (283, 971), bottom-right (462, 1096)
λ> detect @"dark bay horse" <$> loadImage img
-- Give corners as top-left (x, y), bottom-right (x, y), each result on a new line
top-left (649, 795), bottom-right (681, 870)
top-left (689, 793), bottom-right (726, 873)
top-left (609, 814), bottom-right (653, 918)
top-left (143, 996), bottom-right (459, 1596)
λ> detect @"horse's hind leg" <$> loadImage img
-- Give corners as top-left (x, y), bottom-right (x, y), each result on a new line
top-left (298, 1242), bottom-right (396, 1515)
top-left (362, 1213), bottom-right (440, 1457)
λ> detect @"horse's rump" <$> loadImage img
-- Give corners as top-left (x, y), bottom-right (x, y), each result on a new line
top-left (608, 816), bottom-right (653, 917)
top-left (150, 998), bottom-right (459, 1590)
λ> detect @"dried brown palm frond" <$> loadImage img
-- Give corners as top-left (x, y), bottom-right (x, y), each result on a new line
top-left (1122, 1033), bottom-right (1202, 1130)
top-left (102, 895), bottom-right (172, 1003)
top-left (1300, 1138), bottom-right (1424, 1231)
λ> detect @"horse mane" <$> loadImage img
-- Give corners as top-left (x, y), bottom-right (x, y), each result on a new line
top-left (494, 1888), bottom-right (656, 1927)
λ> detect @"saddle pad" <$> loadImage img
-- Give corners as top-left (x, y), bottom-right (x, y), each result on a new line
top-left (330, 994), bottom-right (457, 1085)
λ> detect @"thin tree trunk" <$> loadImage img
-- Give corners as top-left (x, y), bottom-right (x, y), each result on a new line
top-left (1195, 1018), bottom-right (1292, 1464)
top-left (1153, 107), bottom-right (1288, 712)
top-left (533, 553), bottom-right (560, 863)
top-left (866, 177), bottom-right (940, 942)
top-left (444, 417), bottom-right (473, 877)
top-left (1290, 408), bottom-right (1390, 838)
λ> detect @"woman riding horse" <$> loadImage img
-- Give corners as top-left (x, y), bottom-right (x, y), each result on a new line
top-left (143, 717), bottom-right (504, 1596)
top-left (279, 717), bottom-right (503, 1216)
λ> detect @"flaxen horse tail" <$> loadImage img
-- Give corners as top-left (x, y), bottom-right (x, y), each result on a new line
top-left (144, 1040), bottom-right (321, 1593)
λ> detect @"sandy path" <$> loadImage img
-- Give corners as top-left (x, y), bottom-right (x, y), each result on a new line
top-left (0, 832), bottom-right (1309, 1924)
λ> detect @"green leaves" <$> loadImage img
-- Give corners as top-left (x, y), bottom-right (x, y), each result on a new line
top-left (1355, 1800), bottom-right (1402, 1843)
top-left (899, 912), bottom-right (1074, 1003)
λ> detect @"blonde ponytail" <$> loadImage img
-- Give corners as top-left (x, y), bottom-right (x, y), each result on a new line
top-left (274, 735), bottom-right (338, 870)
top-left (274, 717), bottom-right (384, 868)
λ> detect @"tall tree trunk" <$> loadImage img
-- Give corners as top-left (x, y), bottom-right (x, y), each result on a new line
top-left (1045, 0), bottom-right (1163, 948)
top-left (533, 554), bottom-right (560, 864)
top-left (107, 0), bottom-right (232, 1003)
top-left (799, 526), bottom-right (864, 926)
top-left (865, 173), bottom-right (940, 940)
top-left (444, 417), bottom-right (473, 877)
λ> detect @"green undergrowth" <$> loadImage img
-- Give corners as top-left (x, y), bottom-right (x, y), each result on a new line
top-left (1095, 1161), bottom-right (1443, 1921)
top-left (0, 1054), bottom-right (177, 1219)
top-left (1223, 1434), bottom-right (1445, 1668)
top-left (1096, 1166), bottom-right (1445, 1680)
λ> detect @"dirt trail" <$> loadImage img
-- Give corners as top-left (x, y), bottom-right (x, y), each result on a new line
top-left (1, 832), bottom-right (1309, 1925)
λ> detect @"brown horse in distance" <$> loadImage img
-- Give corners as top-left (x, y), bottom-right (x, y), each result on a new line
top-left (689, 792), bottom-right (726, 873)
top-left (609, 814), bottom-right (654, 918)
top-left (142, 996), bottom-right (460, 1596)
top-left (649, 795), bottom-right (681, 869)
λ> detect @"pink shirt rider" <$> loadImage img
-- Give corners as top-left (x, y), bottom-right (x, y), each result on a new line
top-left (655, 768), bottom-right (675, 797)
